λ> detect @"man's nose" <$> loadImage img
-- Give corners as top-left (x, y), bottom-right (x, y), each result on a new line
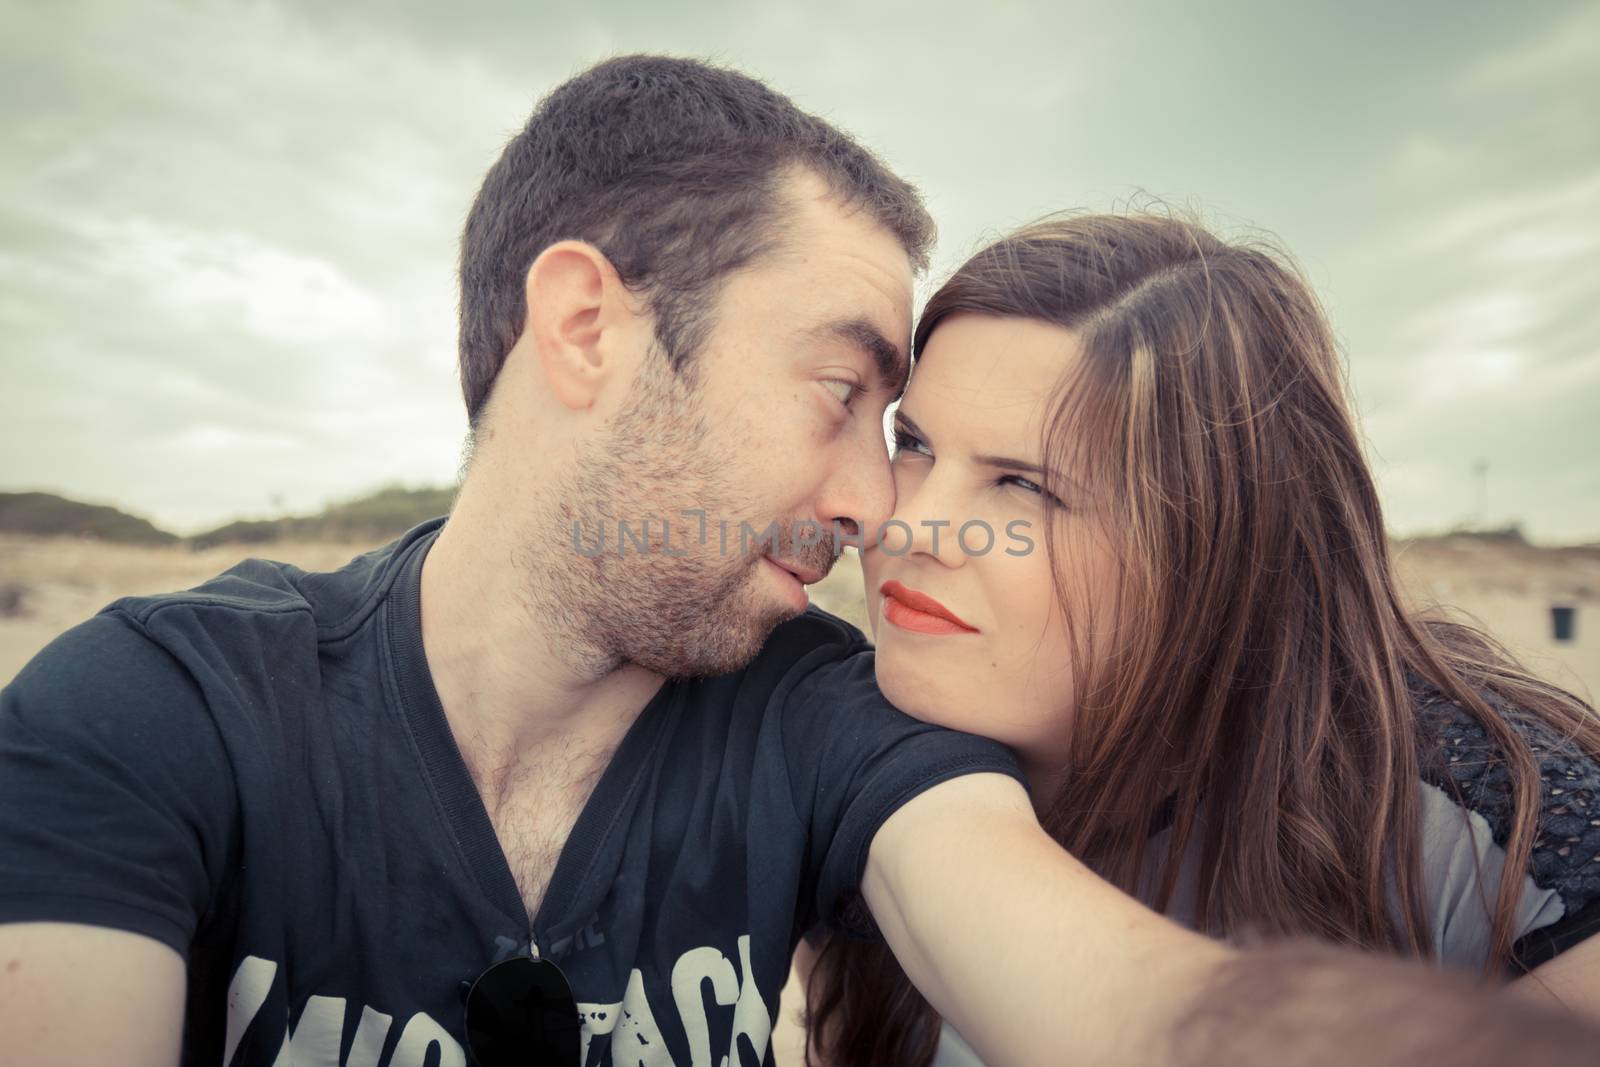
top-left (818, 425), bottom-right (897, 553)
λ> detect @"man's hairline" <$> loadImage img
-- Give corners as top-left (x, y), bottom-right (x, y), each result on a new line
top-left (464, 163), bottom-right (924, 447)
top-left (660, 165), bottom-right (923, 375)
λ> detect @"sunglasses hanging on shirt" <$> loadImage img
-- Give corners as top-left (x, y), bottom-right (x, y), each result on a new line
top-left (462, 953), bottom-right (582, 1066)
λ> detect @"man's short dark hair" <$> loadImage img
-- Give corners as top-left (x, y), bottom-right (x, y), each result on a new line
top-left (457, 54), bottom-right (935, 427)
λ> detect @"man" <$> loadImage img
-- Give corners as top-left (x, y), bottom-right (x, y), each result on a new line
top-left (0, 55), bottom-right (1593, 1067)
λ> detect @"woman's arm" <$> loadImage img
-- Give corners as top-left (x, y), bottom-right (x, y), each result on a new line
top-left (861, 772), bottom-right (1600, 1067)
top-left (772, 939), bottom-right (820, 1066)
top-left (861, 772), bottom-right (1226, 1066)
top-left (1510, 935), bottom-right (1600, 1021)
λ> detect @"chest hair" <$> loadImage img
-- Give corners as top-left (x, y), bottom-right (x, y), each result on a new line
top-left (477, 742), bottom-right (611, 928)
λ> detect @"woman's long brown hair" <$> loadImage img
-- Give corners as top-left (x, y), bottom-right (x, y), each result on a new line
top-left (805, 212), bottom-right (1600, 1067)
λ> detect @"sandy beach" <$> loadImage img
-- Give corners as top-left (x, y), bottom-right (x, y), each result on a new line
top-left (0, 536), bottom-right (875, 682)
top-left (4, 534), bottom-right (1592, 698)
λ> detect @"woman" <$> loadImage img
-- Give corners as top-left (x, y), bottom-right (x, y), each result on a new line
top-left (796, 213), bottom-right (1600, 1066)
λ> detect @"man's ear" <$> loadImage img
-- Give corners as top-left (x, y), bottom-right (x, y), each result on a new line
top-left (523, 240), bottom-right (639, 412)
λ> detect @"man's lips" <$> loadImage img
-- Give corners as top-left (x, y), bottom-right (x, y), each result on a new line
top-left (878, 580), bottom-right (978, 631)
top-left (768, 558), bottom-right (826, 585)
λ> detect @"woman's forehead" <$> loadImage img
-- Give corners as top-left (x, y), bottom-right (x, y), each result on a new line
top-left (903, 315), bottom-right (1081, 440)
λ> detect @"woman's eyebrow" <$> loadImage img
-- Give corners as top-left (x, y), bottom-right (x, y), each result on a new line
top-left (896, 410), bottom-right (1084, 493)
top-left (974, 452), bottom-right (1088, 496)
top-left (973, 452), bottom-right (1049, 476)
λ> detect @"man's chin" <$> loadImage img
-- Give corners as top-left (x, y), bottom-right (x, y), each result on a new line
top-left (631, 603), bottom-right (794, 680)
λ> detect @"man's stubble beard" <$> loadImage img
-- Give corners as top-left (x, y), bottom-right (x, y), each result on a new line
top-left (521, 352), bottom-right (803, 680)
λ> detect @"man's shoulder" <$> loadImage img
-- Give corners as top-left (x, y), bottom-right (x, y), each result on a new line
top-left (9, 611), bottom-right (206, 712)
top-left (102, 517), bottom-right (442, 658)
top-left (733, 605), bottom-right (874, 695)
top-left (2, 613), bottom-right (233, 820)
top-left (14, 518), bottom-right (443, 713)
top-left (766, 604), bottom-right (872, 659)
top-left (679, 606), bottom-right (878, 731)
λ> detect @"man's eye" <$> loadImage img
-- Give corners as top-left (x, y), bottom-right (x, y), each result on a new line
top-left (822, 379), bottom-right (862, 409)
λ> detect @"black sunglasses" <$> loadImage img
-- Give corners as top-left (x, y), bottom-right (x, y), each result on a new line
top-left (461, 954), bottom-right (582, 1066)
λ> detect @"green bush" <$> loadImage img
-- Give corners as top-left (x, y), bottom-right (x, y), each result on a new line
top-left (187, 485), bottom-right (456, 548)
top-left (0, 492), bottom-right (179, 545)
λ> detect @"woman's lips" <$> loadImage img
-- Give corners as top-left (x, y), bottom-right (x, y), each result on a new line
top-left (879, 580), bottom-right (978, 636)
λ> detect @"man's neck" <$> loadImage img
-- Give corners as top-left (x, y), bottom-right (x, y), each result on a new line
top-left (416, 484), bottom-right (665, 805)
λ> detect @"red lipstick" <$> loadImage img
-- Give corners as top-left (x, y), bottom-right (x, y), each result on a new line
top-left (879, 580), bottom-right (979, 636)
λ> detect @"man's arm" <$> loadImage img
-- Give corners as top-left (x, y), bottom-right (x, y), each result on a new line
top-left (0, 923), bottom-right (185, 1067)
top-left (862, 773), bottom-right (1600, 1067)
top-left (0, 615), bottom-right (234, 1067)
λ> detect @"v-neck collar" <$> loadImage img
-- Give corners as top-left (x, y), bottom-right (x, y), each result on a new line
top-left (382, 526), bottom-right (678, 951)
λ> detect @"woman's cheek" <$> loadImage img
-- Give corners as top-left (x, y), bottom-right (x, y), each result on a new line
top-left (858, 550), bottom-right (881, 641)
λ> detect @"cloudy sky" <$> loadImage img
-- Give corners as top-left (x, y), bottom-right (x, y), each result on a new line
top-left (3, 0), bottom-right (1597, 540)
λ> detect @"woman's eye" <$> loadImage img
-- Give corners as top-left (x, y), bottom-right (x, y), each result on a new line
top-left (821, 379), bottom-right (862, 409)
top-left (999, 474), bottom-right (1068, 508)
top-left (1000, 474), bottom-right (1042, 494)
top-left (891, 427), bottom-right (932, 458)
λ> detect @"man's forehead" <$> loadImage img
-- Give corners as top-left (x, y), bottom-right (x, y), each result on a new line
top-left (770, 172), bottom-right (916, 305)
top-left (711, 172), bottom-right (916, 389)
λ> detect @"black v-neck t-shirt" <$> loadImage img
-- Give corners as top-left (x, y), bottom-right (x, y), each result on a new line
top-left (0, 518), bottom-right (1022, 1066)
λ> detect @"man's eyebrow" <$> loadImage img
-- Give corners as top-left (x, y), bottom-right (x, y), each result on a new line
top-left (813, 318), bottom-right (910, 399)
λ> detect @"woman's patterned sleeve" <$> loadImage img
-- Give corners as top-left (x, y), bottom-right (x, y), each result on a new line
top-left (1415, 689), bottom-right (1600, 972)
